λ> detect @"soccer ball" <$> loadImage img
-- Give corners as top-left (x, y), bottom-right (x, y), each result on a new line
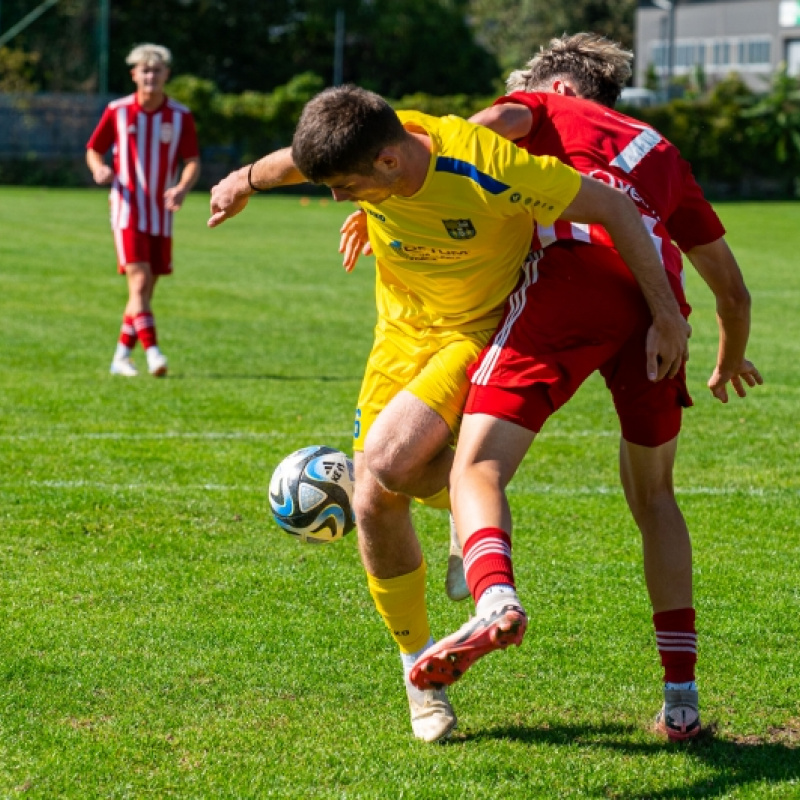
top-left (268, 445), bottom-right (356, 543)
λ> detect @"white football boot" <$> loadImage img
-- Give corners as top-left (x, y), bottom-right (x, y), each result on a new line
top-left (445, 514), bottom-right (470, 602)
top-left (109, 356), bottom-right (138, 377)
top-left (406, 682), bottom-right (457, 743)
top-left (403, 642), bottom-right (457, 742)
top-left (146, 347), bottom-right (168, 377)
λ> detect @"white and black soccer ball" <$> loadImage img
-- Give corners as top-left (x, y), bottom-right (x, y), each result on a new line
top-left (268, 445), bottom-right (356, 543)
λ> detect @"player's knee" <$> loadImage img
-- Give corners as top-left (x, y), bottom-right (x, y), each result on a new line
top-left (624, 476), bottom-right (678, 520)
top-left (365, 450), bottom-right (411, 493)
top-left (362, 435), bottom-right (415, 493)
top-left (451, 460), bottom-right (503, 500)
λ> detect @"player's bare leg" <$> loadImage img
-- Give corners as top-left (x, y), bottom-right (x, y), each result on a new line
top-left (411, 414), bottom-right (534, 690)
top-left (123, 261), bottom-right (156, 317)
top-left (365, 390), bottom-right (469, 600)
top-left (354, 402), bottom-right (458, 742)
top-left (362, 390), bottom-right (455, 502)
top-left (353, 452), bottom-right (424, 580)
top-left (619, 436), bottom-right (700, 740)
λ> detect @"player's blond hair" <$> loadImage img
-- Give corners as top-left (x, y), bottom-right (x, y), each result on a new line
top-left (126, 43), bottom-right (172, 68)
top-left (506, 33), bottom-right (632, 108)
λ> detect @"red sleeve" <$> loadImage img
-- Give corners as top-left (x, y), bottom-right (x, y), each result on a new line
top-left (178, 112), bottom-right (200, 160)
top-left (86, 106), bottom-right (116, 154)
top-left (666, 161), bottom-right (726, 252)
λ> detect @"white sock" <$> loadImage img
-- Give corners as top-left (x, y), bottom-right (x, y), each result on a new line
top-left (476, 584), bottom-right (521, 617)
top-left (401, 637), bottom-right (435, 702)
top-left (114, 344), bottom-right (132, 360)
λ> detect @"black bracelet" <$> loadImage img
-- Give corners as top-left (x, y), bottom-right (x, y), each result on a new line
top-left (247, 162), bottom-right (261, 192)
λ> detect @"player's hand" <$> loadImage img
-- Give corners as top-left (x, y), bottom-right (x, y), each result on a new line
top-left (164, 186), bottom-right (188, 212)
top-left (646, 314), bottom-right (691, 381)
top-left (708, 359), bottom-right (763, 403)
top-left (208, 169), bottom-right (252, 228)
top-left (92, 165), bottom-right (114, 186)
top-left (339, 208), bottom-right (372, 272)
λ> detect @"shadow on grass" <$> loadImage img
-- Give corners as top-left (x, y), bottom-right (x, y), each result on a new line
top-left (464, 721), bottom-right (799, 798)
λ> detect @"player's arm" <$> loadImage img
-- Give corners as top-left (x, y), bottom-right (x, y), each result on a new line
top-left (561, 176), bottom-right (691, 382)
top-left (165, 157), bottom-right (201, 212)
top-left (207, 147), bottom-right (307, 228)
top-left (86, 148), bottom-right (114, 186)
top-left (685, 237), bottom-right (762, 402)
top-left (469, 104), bottom-right (533, 141)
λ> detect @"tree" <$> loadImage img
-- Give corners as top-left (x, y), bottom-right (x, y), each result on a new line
top-left (1, 0), bottom-right (499, 97)
top-left (741, 67), bottom-right (800, 194)
top-left (467, 0), bottom-right (636, 77)
top-left (344, 0), bottom-right (499, 97)
top-left (0, 0), bottom-right (96, 90)
top-left (0, 47), bottom-right (41, 92)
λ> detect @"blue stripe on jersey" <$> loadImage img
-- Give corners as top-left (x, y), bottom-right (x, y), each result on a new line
top-left (435, 157), bottom-right (510, 194)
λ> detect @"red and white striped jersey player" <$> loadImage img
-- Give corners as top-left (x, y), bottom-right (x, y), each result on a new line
top-left (87, 42), bottom-right (200, 378)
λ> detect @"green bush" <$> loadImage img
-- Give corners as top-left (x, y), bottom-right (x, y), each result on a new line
top-left (6, 70), bottom-right (791, 195)
top-left (166, 72), bottom-right (325, 167)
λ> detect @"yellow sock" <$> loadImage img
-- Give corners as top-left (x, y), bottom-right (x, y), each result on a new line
top-left (367, 561), bottom-right (430, 654)
top-left (415, 486), bottom-right (450, 510)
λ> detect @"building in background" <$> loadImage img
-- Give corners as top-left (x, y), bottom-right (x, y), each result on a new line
top-left (635, 0), bottom-right (800, 91)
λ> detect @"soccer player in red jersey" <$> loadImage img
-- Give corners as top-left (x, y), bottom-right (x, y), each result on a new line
top-left (87, 43), bottom-right (200, 378)
top-left (406, 33), bottom-right (762, 741)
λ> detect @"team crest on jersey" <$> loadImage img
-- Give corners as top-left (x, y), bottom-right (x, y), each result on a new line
top-left (160, 123), bottom-right (174, 144)
top-left (442, 219), bottom-right (476, 240)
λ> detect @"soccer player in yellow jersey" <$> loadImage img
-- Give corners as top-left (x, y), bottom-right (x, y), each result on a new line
top-left (208, 85), bottom-right (689, 743)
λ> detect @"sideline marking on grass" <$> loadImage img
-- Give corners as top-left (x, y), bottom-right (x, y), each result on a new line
top-left (1, 430), bottom-right (352, 442)
top-left (10, 479), bottom-right (796, 497)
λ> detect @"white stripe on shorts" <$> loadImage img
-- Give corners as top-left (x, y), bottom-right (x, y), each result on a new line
top-left (471, 250), bottom-right (542, 386)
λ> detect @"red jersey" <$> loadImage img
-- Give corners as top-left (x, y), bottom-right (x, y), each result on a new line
top-left (87, 94), bottom-right (199, 238)
top-left (496, 92), bottom-right (725, 279)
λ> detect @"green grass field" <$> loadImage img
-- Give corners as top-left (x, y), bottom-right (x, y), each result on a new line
top-left (1, 187), bottom-right (798, 799)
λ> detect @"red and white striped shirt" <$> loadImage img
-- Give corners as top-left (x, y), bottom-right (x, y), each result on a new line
top-left (87, 94), bottom-right (199, 237)
top-left (496, 92), bottom-right (726, 282)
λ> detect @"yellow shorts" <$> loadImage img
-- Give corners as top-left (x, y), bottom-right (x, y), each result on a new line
top-left (353, 325), bottom-right (494, 451)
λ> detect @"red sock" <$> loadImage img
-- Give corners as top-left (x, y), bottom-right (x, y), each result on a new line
top-left (133, 312), bottom-right (157, 350)
top-left (653, 607), bottom-right (697, 683)
top-left (463, 527), bottom-right (515, 603)
top-left (119, 315), bottom-right (137, 349)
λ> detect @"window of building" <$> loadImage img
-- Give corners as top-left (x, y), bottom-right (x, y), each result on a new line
top-left (713, 41), bottom-right (731, 65)
top-left (650, 36), bottom-right (772, 75)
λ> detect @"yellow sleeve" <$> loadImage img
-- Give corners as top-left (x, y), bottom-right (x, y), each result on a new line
top-left (494, 136), bottom-right (582, 227)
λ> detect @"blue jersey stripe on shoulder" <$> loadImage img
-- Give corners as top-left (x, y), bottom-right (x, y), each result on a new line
top-left (435, 156), bottom-right (510, 194)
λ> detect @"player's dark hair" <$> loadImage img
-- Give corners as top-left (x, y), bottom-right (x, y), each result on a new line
top-left (292, 85), bottom-right (407, 183)
top-left (506, 33), bottom-right (633, 108)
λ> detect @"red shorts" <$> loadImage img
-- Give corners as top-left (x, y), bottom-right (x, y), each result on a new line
top-left (113, 228), bottom-right (173, 275)
top-left (466, 243), bottom-right (693, 448)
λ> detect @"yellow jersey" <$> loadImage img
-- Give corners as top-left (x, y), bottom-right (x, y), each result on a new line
top-left (360, 111), bottom-right (582, 337)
